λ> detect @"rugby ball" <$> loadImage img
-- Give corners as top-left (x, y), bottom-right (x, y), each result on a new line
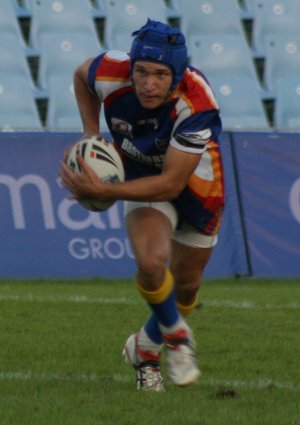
top-left (67, 136), bottom-right (125, 211)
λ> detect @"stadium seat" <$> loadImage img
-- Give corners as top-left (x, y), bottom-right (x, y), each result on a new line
top-left (12, 0), bottom-right (32, 18)
top-left (263, 35), bottom-right (300, 93)
top-left (189, 35), bottom-right (259, 82)
top-left (243, 0), bottom-right (254, 12)
top-left (251, 0), bottom-right (300, 56)
top-left (38, 32), bottom-right (103, 90)
top-left (238, 0), bottom-right (255, 19)
top-left (25, 0), bottom-right (93, 9)
top-left (175, 0), bottom-right (245, 51)
top-left (102, 0), bottom-right (167, 51)
top-left (210, 75), bottom-right (269, 130)
top-left (274, 78), bottom-right (300, 130)
top-left (0, 33), bottom-right (34, 86)
top-left (46, 76), bottom-right (109, 131)
top-left (0, 76), bottom-right (42, 131)
top-left (46, 76), bottom-right (82, 130)
top-left (29, 0), bottom-right (99, 50)
top-left (14, 0), bottom-right (33, 9)
top-left (0, 0), bottom-right (26, 39)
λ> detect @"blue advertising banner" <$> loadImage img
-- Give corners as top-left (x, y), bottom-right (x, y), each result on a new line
top-left (0, 133), bottom-right (135, 279)
top-left (204, 133), bottom-right (249, 278)
top-left (0, 132), bottom-right (242, 279)
top-left (232, 132), bottom-right (300, 278)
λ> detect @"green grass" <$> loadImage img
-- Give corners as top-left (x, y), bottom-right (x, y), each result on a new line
top-left (0, 278), bottom-right (299, 425)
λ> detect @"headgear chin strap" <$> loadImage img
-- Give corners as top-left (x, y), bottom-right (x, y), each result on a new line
top-left (130, 19), bottom-right (188, 92)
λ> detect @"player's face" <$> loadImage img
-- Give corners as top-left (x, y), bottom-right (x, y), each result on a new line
top-left (132, 61), bottom-right (173, 109)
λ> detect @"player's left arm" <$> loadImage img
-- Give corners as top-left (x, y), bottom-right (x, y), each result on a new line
top-left (60, 145), bottom-right (200, 202)
top-left (60, 109), bottom-right (221, 202)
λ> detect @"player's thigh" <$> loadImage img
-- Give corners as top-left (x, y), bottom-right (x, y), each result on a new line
top-left (170, 240), bottom-right (213, 284)
top-left (126, 207), bottom-right (173, 269)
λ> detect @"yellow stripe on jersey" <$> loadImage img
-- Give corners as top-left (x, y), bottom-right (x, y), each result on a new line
top-left (188, 143), bottom-right (224, 198)
top-left (95, 75), bottom-right (129, 82)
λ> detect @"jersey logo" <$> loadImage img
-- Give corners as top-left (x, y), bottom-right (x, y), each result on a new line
top-left (121, 138), bottom-right (164, 169)
top-left (111, 118), bottom-right (133, 137)
top-left (136, 118), bottom-right (159, 129)
top-left (175, 129), bottom-right (212, 146)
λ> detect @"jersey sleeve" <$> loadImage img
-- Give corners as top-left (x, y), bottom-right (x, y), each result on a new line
top-left (170, 109), bottom-right (222, 154)
top-left (87, 52), bottom-right (106, 96)
top-left (87, 51), bottom-right (131, 102)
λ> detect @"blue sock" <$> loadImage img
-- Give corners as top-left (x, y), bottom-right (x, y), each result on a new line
top-left (144, 314), bottom-right (163, 345)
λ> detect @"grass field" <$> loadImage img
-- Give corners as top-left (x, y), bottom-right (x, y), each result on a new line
top-left (0, 278), bottom-right (299, 425)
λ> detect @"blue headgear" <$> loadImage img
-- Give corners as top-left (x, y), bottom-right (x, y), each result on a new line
top-left (130, 19), bottom-right (188, 92)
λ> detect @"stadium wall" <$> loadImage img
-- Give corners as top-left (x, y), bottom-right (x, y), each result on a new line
top-left (0, 131), bottom-right (299, 280)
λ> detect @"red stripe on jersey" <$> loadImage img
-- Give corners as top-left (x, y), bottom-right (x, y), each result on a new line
top-left (95, 54), bottom-right (130, 82)
top-left (187, 141), bottom-right (225, 235)
top-left (180, 69), bottom-right (218, 113)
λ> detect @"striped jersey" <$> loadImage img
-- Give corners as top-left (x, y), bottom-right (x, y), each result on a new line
top-left (88, 50), bottom-right (225, 236)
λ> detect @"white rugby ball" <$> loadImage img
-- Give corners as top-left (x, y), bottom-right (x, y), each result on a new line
top-left (67, 136), bottom-right (125, 211)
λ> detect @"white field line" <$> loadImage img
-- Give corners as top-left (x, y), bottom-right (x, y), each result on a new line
top-left (0, 294), bottom-right (137, 304)
top-left (0, 371), bottom-right (299, 391)
top-left (203, 299), bottom-right (300, 310)
top-left (0, 293), bottom-right (299, 310)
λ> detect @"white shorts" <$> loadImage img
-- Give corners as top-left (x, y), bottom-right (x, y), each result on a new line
top-left (124, 201), bottom-right (218, 248)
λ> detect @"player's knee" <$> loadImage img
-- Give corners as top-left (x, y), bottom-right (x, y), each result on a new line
top-left (176, 280), bottom-right (201, 305)
top-left (136, 252), bottom-right (167, 288)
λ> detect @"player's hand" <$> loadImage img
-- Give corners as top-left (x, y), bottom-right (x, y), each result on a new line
top-left (60, 155), bottom-right (104, 200)
top-left (63, 146), bottom-right (72, 164)
top-left (63, 133), bottom-right (103, 164)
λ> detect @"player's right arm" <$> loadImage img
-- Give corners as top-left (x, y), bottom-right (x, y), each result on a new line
top-left (63, 58), bottom-right (101, 163)
top-left (73, 57), bottom-right (101, 138)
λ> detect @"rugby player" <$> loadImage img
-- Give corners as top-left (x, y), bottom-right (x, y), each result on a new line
top-left (60, 19), bottom-right (225, 392)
